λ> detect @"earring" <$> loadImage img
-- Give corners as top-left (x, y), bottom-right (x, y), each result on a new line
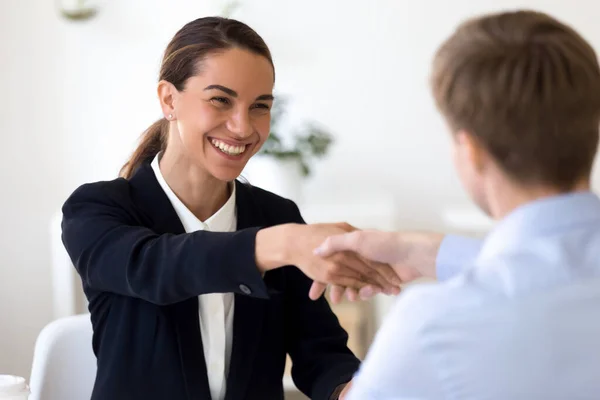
top-left (167, 114), bottom-right (173, 120)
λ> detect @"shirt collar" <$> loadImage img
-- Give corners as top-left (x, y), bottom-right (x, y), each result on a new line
top-left (476, 191), bottom-right (600, 264)
top-left (150, 155), bottom-right (236, 233)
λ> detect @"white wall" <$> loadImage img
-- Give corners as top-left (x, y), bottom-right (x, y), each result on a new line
top-left (2, 0), bottom-right (600, 379)
top-left (0, 0), bottom-right (69, 379)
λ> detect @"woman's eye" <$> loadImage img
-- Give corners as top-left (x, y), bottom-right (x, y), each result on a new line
top-left (211, 97), bottom-right (230, 106)
top-left (252, 103), bottom-right (270, 111)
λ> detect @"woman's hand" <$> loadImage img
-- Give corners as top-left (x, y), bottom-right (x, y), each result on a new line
top-left (256, 223), bottom-right (402, 300)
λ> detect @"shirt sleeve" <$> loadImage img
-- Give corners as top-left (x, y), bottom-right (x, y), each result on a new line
top-left (345, 286), bottom-right (446, 400)
top-left (435, 234), bottom-right (483, 281)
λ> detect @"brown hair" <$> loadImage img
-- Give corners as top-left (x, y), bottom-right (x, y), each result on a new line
top-left (119, 17), bottom-right (274, 179)
top-left (431, 10), bottom-right (600, 190)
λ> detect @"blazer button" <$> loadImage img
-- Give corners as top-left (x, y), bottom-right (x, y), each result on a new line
top-left (239, 284), bottom-right (252, 295)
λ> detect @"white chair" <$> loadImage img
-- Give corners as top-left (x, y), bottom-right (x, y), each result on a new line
top-left (29, 314), bottom-right (97, 400)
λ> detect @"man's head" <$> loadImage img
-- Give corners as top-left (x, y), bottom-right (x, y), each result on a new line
top-left (431, 10), bottom-right (600, 217)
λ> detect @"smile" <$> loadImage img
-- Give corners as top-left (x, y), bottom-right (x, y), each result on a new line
top-left (210, 138), bottom-right (248, 156)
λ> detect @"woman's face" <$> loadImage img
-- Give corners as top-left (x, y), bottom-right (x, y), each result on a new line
top-left (163, 47), bottom-right (275, 182)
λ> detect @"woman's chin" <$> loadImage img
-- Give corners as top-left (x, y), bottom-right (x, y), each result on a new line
top-left (209, 165), bottom-right (246, 182)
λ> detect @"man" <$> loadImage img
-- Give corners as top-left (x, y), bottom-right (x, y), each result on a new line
top-left (319, 10), bottom-right (600, 399)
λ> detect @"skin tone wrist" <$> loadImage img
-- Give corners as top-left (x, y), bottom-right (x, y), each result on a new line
top-left (396, 231), bottom-right (444, 279)
top-left (255, 224), bottom-right (293, 273)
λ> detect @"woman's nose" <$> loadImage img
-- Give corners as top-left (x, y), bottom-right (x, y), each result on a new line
top-left (226, 112), bottom-right (253, 139)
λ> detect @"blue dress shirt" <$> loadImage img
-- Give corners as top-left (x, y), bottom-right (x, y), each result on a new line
top-left (436, 235), bottom-right (482, 281)
top-left (347, 192), bottom-right (600, 400)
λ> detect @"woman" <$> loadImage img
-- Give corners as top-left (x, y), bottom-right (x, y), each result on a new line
top-left (61, 16), bottom-right (400, 400)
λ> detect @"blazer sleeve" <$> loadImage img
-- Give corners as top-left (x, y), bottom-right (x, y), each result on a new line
top-left (283, 201), bottom-right (361, 400)
top-left (61, 181), bottom-right (269, 305)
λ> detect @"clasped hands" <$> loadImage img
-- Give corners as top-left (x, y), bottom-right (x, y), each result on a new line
top-left (257, 221), bottom-right (438, 303)
top-left (284, 222), bottom-right (426, 304)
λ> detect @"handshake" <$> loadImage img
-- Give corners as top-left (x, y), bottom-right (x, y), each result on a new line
top-left (255, 222), bottom-right (444, 304)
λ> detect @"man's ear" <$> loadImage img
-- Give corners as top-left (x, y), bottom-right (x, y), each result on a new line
top-left (157, 80), bottom-right (177, 120)
top-left (455, 129), bottom-right (486, 173)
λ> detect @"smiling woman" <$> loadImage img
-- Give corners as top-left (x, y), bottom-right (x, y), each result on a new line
top-left (60, 16), bottom-right (401, 400)
top-left (119, 22), bottom-right (276, 186)
top-left (157, 48), bottom-right (274, 188)
top-left (204, 82), bottom-right (275, 160)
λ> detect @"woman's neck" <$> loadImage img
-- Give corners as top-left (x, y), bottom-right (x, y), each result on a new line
top-left (158, 150), bottom-right (230, 222)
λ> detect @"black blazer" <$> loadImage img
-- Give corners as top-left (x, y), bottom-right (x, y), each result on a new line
top-left (61, 161), bottom-right (360, 400)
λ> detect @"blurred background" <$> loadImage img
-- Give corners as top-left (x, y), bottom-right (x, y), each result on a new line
top-left (1, 0), bottom-right (598, 396)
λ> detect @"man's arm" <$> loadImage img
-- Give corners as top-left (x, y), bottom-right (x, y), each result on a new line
top-left (315, 231), bottom-right (483, 283)
top-left (436, 234), bottom-right (483, 280)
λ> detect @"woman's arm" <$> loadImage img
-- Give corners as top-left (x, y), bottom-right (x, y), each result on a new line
top-left (62, 181), bottom-right (393, 306)
top-left (62, 181), bottom-right (271, 305)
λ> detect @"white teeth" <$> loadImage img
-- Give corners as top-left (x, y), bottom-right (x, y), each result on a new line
top-left (211, 139), bottom-right (246, 156)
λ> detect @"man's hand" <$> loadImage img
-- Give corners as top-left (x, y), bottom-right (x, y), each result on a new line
top-left (262, 223), bottom-right (402, 300)
top-left (312, 230), bottom-right (445, 303)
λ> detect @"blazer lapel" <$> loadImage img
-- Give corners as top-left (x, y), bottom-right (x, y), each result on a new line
top-left (225, 181), bottom-right (269, 400)
top-left (129, 162), bottom-right (211, 400)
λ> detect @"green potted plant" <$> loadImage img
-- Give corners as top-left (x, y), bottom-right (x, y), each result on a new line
top-left (57, 0), bottom-right (98, 21)
top-left (242, 97), bottom-right (334, 202)
top-left (260, 98), bottom-right (333, 177)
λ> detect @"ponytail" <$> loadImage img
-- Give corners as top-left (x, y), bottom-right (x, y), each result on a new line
top-left (119, 118), bottom-right (168, 179)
